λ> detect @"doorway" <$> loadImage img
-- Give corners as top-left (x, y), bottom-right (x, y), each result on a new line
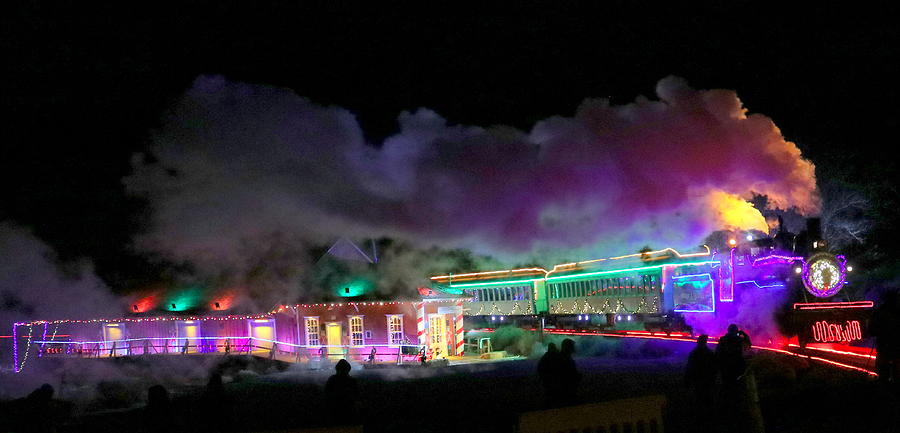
top-left (326, 322), bottom-right (343, 357)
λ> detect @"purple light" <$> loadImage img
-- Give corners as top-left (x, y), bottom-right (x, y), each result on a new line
top-left (735, 280), bottom-right (787, 289)
top-left (12, 323), bottom-right (20, 373)
top-left (752, 254), bottom-right (803, 268)
top-left (37, 322), bottom-right (48, 358)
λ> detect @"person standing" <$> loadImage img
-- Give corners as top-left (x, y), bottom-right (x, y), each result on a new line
top-left (686, 335), bottom-right (716, 405)
top-left (324, 359), bottom-right (360, 425)
top-left (558, 338), bottom-right (581, 407)
top-left (716, 324), bottom-right (751, 386)
top-left (537, 342), bottom-right (560, 407)
top-left (685, 335), bottom-right (717, 432)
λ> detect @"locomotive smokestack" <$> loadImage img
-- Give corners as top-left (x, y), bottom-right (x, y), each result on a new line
top-left (806, 217), bottom-right (824, 250)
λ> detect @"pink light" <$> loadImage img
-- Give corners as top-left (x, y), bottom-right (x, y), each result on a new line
top-left (793, 301), bottom-right (874, 310)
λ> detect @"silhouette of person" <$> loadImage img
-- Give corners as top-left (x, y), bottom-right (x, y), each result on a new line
top-left (22, 384), bottom-right (56, 433)
top-left (142, 385), bottom-right (182, 433)
top-left (324, 359), bottom-right (359, 425)
top-left (199, 372), bottom-right (232, 432)
top-left (558, 338), bottom-right (581, 407)
top-left (717, 324), bottom-right (751, 385)
top-left (716, 324), bottom-right (752, 426)
top-left (872, 291), bottom-right (900, 386)
top-left (537, 342), bottom-right (560, 406)
top-left (686, 335), bottom-right (717, 431)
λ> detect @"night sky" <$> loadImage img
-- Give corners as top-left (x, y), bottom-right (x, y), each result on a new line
top-left (2, 3), bottom-right (898, 293)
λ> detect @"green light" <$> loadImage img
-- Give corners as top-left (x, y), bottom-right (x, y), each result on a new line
top-left (166, 287), bottom-right (204, 311)
top-left (445, 278), bottom-right (545, 289)
top-left (336, 278), bottom-right (373, 297)
top-left (447, 260), bottom-right (719, 288)
top-left (546, 261), bottom-right (718, 282)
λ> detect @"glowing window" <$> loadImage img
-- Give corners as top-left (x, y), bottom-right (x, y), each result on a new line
top-left (305, 317), bottom-right (320, 346)
top-left (387, 315), bottom-right (404, 345)
top-left (349, 316), bottom-right (365, 346)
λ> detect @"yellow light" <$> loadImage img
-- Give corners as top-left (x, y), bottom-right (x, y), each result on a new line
top-left (430, 246), bottom-right (712, 281)
top-left (728, 239), bottom-right (737, 246)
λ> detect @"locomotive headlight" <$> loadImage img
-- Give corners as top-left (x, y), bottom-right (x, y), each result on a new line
top-left (847, 266), bottom-right (854, 272)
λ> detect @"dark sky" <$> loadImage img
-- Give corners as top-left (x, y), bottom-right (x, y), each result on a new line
top-left (2, 3), bottom-right (898, 290)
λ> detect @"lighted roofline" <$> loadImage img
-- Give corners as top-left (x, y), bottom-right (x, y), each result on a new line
top-left (430, 246), bottom-right (711, 282)
top-left (14, 301), bottom-right (421, 327)
top-left (548, 245), bottom-right (712, 275)
top-left (445, 260), bottom-right (720, 288)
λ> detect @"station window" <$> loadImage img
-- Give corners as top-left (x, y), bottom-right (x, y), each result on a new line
top-left (387, 315), bottom-right (404, 345)
top-left (349, 316), bottom-right (365, 346)
top-left (305, 317), bottom-right (320, 346)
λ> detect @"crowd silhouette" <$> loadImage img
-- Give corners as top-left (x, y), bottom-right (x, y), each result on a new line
top-left (538, 338), bottom-right (581, 408)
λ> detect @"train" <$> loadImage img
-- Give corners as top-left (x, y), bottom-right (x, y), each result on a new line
top-left (426, 219), bottom-right (853, 337)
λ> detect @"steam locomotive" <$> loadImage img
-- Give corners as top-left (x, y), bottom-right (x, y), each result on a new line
top-left (427, 218), bottom-right (851, 334)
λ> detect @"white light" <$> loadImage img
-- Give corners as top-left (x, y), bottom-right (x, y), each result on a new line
top-left (746, 234), bottom-right (753, 241)
top-left (847, 266), bottom-right (854, 272)
top-left (627, 315), bottom-right (632, 321)
top-left (795, 267), bottom-right (803, 274)
top-left (491, 316), bottom-right (496, 321)
top-left (500, 316), bottom-right (505, 321)
top-left (616, 315), bottom-right (621, 321)
top-left (813, 241), bottom-right (818, 249)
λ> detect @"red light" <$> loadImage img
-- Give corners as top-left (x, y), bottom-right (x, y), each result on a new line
top-left (793, 301), bottom-right (873, 310)
top-left (211, 291), bottom-right (237, 311)
top-left (131, 294), bottom-right (160, 313)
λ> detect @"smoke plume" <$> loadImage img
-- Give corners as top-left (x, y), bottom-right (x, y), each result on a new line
top-left (125, 75), bottom-right (818, 301)
top-left (1, 221), bottom-right (117, 330)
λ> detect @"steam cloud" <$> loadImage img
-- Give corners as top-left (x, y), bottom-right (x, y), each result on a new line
top-left (0, 222), bottom-right (117, 325)
top-left (125, 75), bottom-right (818, 302)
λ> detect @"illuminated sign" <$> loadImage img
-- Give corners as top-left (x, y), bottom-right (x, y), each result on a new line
top-left (672, 273), bottom-right (715, 313)
top-left (811, 320), bottom-right (863, 343)
top-left (794, 302), bottom-right (871, 347)
top-left (802, 253), bottom-right (847, 298)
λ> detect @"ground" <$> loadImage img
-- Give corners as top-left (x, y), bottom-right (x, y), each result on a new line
top-left (1, 338), bottom-right (896, 432)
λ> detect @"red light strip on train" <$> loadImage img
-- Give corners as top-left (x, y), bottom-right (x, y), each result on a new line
top-left (792, 301), bottom-right (874, 310)
top-left (787, 343), bottom-right (877, 360)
